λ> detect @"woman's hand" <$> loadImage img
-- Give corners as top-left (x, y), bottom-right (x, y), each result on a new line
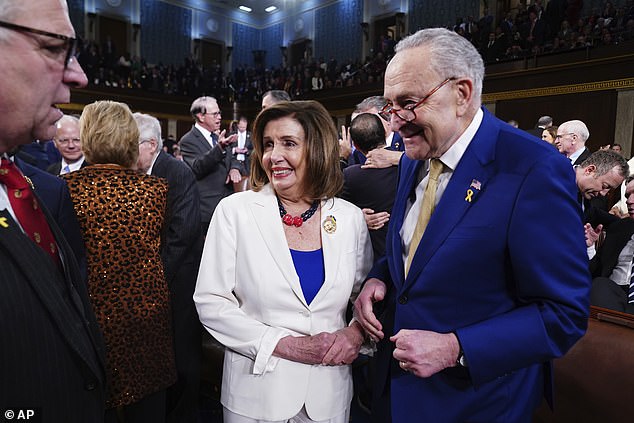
top-left (321, 321), bottom-right (365, 366)
top-left (273, 332), bottom-right (336, 365)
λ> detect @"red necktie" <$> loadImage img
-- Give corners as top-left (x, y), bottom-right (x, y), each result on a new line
top-left (0, 158), bottom-right (61, 268)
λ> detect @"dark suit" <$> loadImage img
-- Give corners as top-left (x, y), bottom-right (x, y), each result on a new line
top-left (572, 147), bottom-right (591, 166)
top-left (526, 126), bottom-right (545, 139)
top-left (0, 181), bottom-right (106, 421)
top-left (179, 126), bottom-right (236, 228)
top-left (341, 165), bottom-right (398, 259)
top-left (369, 109), bottom-right (590, 422)
top-left (151, 151), bottom-right (204, 423)
top-left (47, 158), bottom-right (90, 176)
top-left (15, 157), bottom-right (88, 281)
top-left (589, 218), bottom-right (634, 313)
top-left (229, 130), bottom-right (253, 176)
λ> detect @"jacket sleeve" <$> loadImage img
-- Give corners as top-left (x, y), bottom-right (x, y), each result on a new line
top-left (193, 198), bottom-right (290, 375)
top-left (180, 136), bottom-right (228, 180)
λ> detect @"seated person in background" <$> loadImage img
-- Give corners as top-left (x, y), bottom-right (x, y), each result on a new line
top-left (340, 113), bottom-right (398, 259)
top-left (47, 114), bottom-right (89, 175)
top-left (590, 176), bottom-right (634, 314)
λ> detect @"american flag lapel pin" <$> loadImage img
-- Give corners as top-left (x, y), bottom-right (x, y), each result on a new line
top-left (465, 179), bottom-right (481, 203)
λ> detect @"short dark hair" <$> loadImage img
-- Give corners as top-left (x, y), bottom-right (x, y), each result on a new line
top-left (263, 90), bottom-right (290, 103)
top-left (251, 101), bottom-right (343, 200)
top-left (349, 113), bottom-right (385, 155)
top-left (580, 150), bottom-right (629, 178)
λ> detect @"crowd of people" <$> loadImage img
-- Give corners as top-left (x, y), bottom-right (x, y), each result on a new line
top-left (3, 0), bottom-right (633, 422)
top-left (76, 2), bottom-right (634, 103)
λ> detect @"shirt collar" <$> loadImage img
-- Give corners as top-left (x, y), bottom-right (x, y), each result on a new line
top-left (438, 108), bottom-right (484, 171)
top-left (195, 123), bottom-right (214, 142)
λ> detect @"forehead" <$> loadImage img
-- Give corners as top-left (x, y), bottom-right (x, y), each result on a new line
top-left (15, 0), bottom-right (74, 37)
top-left (263, 116), bottom-right (304, 137)
top-left (598, 168), bottom-right (624, 185)
top-left (626, 180), bottom-right (634, 195)
top-left (384, 46), bottom-right (437, 101)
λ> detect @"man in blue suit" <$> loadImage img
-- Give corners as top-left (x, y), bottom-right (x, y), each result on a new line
top-left (354, 28), bottom-right (590, 422)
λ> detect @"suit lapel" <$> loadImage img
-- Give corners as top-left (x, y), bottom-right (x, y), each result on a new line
top-left (310, 199), bottom-right (342, 306)
top-left (389, 158), bottom-right (424, 290)
top-left (0, 209), bottom-right (104, 380)
top-left (403, 111), bottom-right (498, 289)
top-left (249, 186), bottom-right (308, 307)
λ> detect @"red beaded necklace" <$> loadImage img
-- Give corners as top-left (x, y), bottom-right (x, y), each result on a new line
top-left (277, 197), bottom-right (319, 227)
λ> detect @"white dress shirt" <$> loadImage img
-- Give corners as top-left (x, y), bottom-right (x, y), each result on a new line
top-left (195, 123), bottom-right (216, 148)
top-left (400, 108), bottom-right (484, 267)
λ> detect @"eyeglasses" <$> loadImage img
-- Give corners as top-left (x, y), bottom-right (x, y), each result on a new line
top-left (55, 137), bottom-right (80, 145)
top-left (380, 77), bottom-right (456, 123)
top-left (0, 20), bottom-right (79, 68)
top-left (555, 133), bottom-right (576, 139)
top-left (203, 111), bottom-right (222, 117)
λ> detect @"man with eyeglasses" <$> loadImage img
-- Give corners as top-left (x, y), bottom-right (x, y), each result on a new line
top-left (354, 28), bottom-right (590, 422)
top-left (180, 96), bottom-right (240, 234)
top-left (557, 119), bottom-right (591, 165)
top-left (0, 0), bottom-right (105, 421)
top-left (47, 114), bottom-right (88, 175)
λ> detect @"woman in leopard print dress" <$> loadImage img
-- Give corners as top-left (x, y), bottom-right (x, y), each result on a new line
top-left (63, 101), bottom-right (176, 422)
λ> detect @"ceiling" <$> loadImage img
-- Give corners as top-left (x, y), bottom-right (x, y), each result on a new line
top-left (203, 0), bottom-right (290, 18)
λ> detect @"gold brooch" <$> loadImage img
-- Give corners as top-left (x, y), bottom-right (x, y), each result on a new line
top-left (323, 215), bottom-right (337, 234)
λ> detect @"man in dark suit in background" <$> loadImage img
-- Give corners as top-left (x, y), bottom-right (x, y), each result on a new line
top-left (341, 113), bottom-right (398, 259)
top-left (135, 112), bottom-right (204, 423)
top-left (558, 119), bottom-right (592, 165)
top-left (526, 115), bottom-right (553, 138)
top-left (179, 96), bottom-right (240, 234)
top-left (0, 0), bottom-right (106, 420)
top-left (590, 176), bottom-right (634, 314)
top-left (47, 114), bottom-right (89, 175)
top-left (229, 115), bottom-right (253, 192)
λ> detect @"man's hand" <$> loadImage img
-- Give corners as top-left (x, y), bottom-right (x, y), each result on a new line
top-left (226, 168), bottom-right (242, 184)
top-left (363, 208), bottom-right (390, 231)
top-left (339, 125), bottom-right (352, 160)
top-left (218, 129), bottom-right (238, 147)
top-left (321, 322), bottom-right (365, 366)
top-left (391, 330), bottom-right (460, 378)
top-left (584, 223), bottom-right (603, 248)
top-left (353, 278), bottom-right (387, 342)
top-left (362, 148), bottom-right (402, 169)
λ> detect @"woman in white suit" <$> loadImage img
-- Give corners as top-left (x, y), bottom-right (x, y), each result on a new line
top-left (194, 100), bottom-right (373, 423)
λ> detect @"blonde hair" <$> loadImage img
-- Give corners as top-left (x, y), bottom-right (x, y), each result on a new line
top-left (80, 101), bottom-right (139, 168)
top-left (251, 100), bottom-right (343, 200)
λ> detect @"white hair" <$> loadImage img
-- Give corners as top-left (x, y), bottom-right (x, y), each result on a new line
top-left (560, 120), bottom-right (590, 143)
top-left (133, 112), bottom-right (163, 150)
top-left (0, 2), bottom-right (24, 42)
top-left (395, 28), bottom-right (485, 103)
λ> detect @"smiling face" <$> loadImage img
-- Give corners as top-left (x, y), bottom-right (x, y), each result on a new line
top-left (383, 45), bottom-right (473, 161)
top-left (54, 117), bottom-right (82, 163)
top-left (0, 0), bottom-right (88, 153)
top-left (261, 116), bottom-right (307, 201)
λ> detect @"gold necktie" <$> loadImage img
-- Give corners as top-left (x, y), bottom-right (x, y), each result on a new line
top-left (405, 158), bottom-right (444, 276)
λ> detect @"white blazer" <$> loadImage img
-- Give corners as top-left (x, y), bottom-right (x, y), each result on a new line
top-left (194, 184), bottom-right (373, 421)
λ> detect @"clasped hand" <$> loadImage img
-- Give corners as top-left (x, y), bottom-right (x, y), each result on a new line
top-left (274, 323), bottom-right (364, 366)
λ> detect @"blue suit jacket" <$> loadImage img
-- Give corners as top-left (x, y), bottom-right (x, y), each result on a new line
top-left (369, 109), bottom-right (590, 422)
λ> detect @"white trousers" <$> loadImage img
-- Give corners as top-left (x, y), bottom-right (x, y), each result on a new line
top-left (223, 405), bottom-right (350, 423)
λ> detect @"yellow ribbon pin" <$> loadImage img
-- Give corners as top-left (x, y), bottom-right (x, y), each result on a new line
top-left (465, 189), bottom-right (474, 202)
top-left (0, 217), bottom-right (8, 228)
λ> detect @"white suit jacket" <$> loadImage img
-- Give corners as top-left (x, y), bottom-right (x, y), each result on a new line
top-left (194, 184), bottom-right (373, 421)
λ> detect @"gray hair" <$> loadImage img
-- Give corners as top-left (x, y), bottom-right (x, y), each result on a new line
top-left (559, 120), bottom-right (590, 143)
top-left (54, 114), bottom-right (80, 138)
top-left (189, 96), bottom-right (217, 118)
top-left (536, 116), bottom-right (553, 127)
top-left (263, 90), bottom-right (290, 102)
top-left (0, 3), bottom-right (23, 41)
top-left (133, 112), bottom-right (163, 151)
top-left (355, 96), bottom-right (387, 114)
top-left (395, 28), bottom-right (485, 103)
top-left (580, 149), bottom-right (628, 178)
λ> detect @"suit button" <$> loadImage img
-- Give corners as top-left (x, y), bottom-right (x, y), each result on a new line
top-left (85, 382), bottom-right (96, 391)
top-left (398, 295), bottom-right (408, 304)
